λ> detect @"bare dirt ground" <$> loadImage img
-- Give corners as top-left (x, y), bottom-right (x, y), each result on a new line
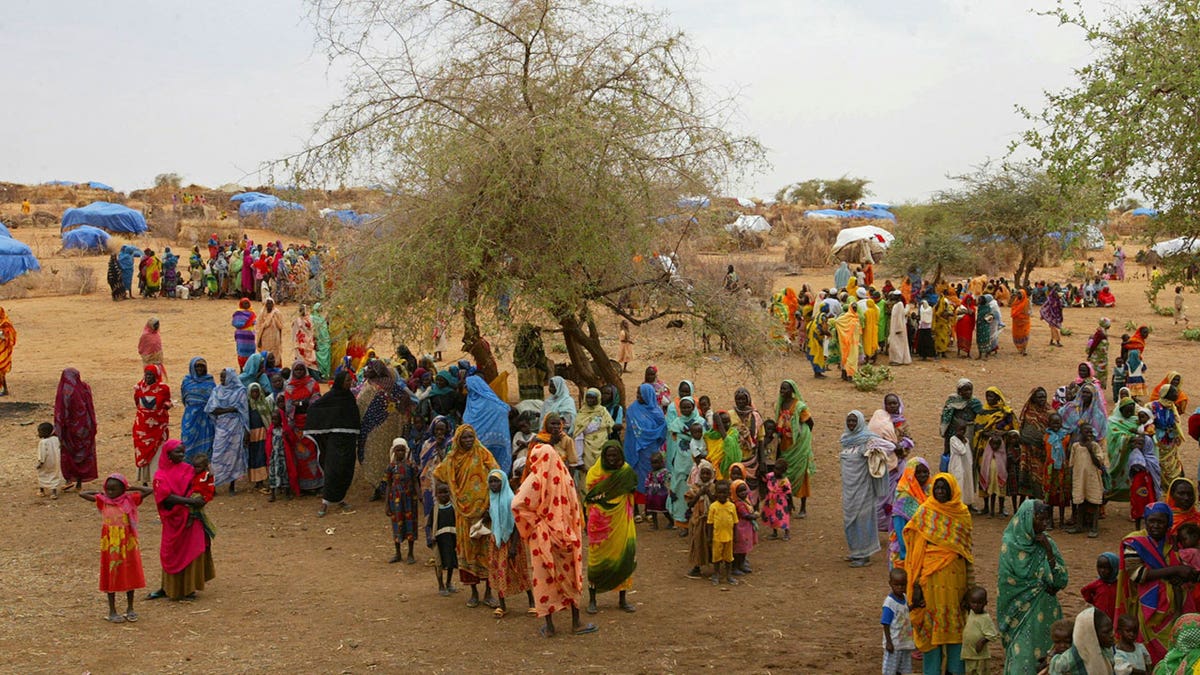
top-left (0, 221), bottom-right (1193, 674)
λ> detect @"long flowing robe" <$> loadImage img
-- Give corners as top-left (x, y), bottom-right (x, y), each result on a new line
top-left (133, 366), bottom-right (171, 477)
top-left (463, 375), bottom-right (512, 473)
top-left (356, 369), bottom-right (410, 491)
top-left (138, 323), bottom-right (163, 367)
top-left (512, 443), bottom-right (584, 617)
top-left (869, 406), bottom-right (912, 532)
top-left (231, 308), bottom-right (257, 365)
top-left (205, 369), bottom-right (248, 486)
top-left (179, 358), bottom-right (216, 462)
top-left (0, 307), bottom-right (15, 378)
top-left (1010, 290), bottom-right (1031, 352)
top-left (1086, 326), bottom-right (1110, 390)
top-left (310, 304), bottom-right (332, 379)
top-left (55, 368), bottom-right (97, 483)
top-left (997, 500), bottom-right (1068, 673)
top-left (623, 383), bottom-right (667, 496)
top-left (584, 453), bottom-right (637, 593)
top-left (1040, 290), bottom-right (1063, 329)
top-left (1016, 391), bottom-right (1052, 500)
top-left (433, 425), bottom-right (499, 583)
top-left (776, 381), bottom-right (815, 496)
top-left (903, 473), bottom-right (974, 654)
top-left (889, 457), bottom-right (928, 569)
top-left (933, 295), bottom-right (954, 355)
top-left (143, 254), bottom-right (162, 294)
top-left (955, 297), bottom-right (976, 357)
top-left (1105, 405), bottom-right (1139, 501)
top-left (863, 299), bottom-right (881, 358)
top-left (973, 387), bottom-right (1016, 495)
top-left (1117, 510), bottom-right (1184, 663)
top-left (888, 300), bottom-right (911, 364)
top-left (833, 309), bottom-right (861, 376)
top-left (840, 412), bottom-right (890, 559)
top-left (293, 314), bottom-right (317, 372)
top-left (256, 307), bottom-right (285, 357)
top-left (572, 392), bottom-right (615, 470)
top-left (306, 373), bottom-right (362, 503)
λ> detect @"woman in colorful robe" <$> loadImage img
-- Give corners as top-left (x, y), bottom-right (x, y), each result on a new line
top-left (1117, 502), bottom-right (1191, 662)
top-left (133, 364), bottom-right (171, 485)
top-left (433, 424), bottom-right (499, 607)
top-left (584, 440), bottom-right (638, 614)
top-left (997, 499), bottom-right (1067, 673)
top-left (0, 306), bottom-right (15, 396)
top-left (55, 367), bottom-right (98, 490)
top-left (776, 379), bottom-right (815, 516)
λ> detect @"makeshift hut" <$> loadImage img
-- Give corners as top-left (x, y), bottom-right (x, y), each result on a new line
top-left (61, 202), bottom-right (147, 235)
top-left (62, 225), bottom-right (111, 253)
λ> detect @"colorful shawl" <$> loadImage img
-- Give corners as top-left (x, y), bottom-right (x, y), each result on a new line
top-left (0, 306), bottom-right (15, 376)
top-left (133, 365), bottom-right (171, 468)
top-left (433, 425), bottom-right (499, 577)
top-left (584, 445), bottom-right (638, 593)
top-left (1061, 384), bottom-right (1109, 442)
top-left (96, 473), bottom-right (141, 533)
top-left (1117, 502), bottom-right (1181, 663)
top-left (903, 473), bottom-right (974, 652)
top-left (462, 375), bottom-right (511, 473)
top-left (487, 468), bottom-right (516, 546)
top-left (513, 442), bottom-right (584, 616)
top-left (1157, 613), bottom-right (1200, 675)
top-left (153, 440), bottom-right (207, 574)
top-left (1040, 287), bottom-right (1063, 328)
top-left (54, 367), bottom-right (98, 482)
top-left (1167, 477), bottom-right (1200, 536)
top-left (776, 379), bottom-right (815, 485)
top-left (206, 368), bottom-right (249, 430)
top-left (1106, 399), bottom-right (1139, 500)
top-left (997, 500), bottom-right (1067, 672)
top-left (179, 357), bottom-right (216, 462)
top-left (137, 320), bottom-right (163, 361)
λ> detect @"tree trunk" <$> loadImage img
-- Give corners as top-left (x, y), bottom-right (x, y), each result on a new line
top-left (557, 311), bottom-right (626, 403)
top-left (459, 278), bottom-right (499, 384)
top-left (933, 261), bottom-right (943, 288)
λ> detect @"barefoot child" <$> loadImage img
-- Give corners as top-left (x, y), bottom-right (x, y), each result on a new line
top-left (80, 474), bottom-right (154, 623)
top-left (1043, 413), bottom-right (1074, 529)
top-left (684, 460), bottom-right (715, 579)
top-left (383, 439), bottom-right (419, 564)
top-left (960, 586), bottom-right (1000, 675)
top-left (762, 459), bottom-right (793, 540)
top-left (1068, 424), bottom-right (1106, 538)
top-left (35, 422), bottom-right (61, 499)
top-left (731, 479), bottom-right (757, 575)
top-left (707, 480), bottom-right (737, 586)
top-left (1114, 614), bottom-right (1152, 675)
top-left (1080, 552), bottom-right (1118, 622)
top-left (644, 452), bottom-right (670, 530)
top-left (881, 568), bottom-right (915, 675)
top-left (427, 483), bottom-right (458, 596)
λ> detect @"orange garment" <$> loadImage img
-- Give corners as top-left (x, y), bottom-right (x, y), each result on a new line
top-left (833, 310), bottom-right (861, 376)
top-left (512, 443), bottom-right (584, 618)
top-left (782, 288), bottom-right (800, 341)
top-left (1151, 372), bottom-right (1189, 414)
top-left (0, 307), bottom-right (15, 376)
top-left (901, 279), bottom-right (913, 305)
top-left (864, 263), bottom-right (874, 287)
top-left (1010, 291), bottom-right (1031, 344)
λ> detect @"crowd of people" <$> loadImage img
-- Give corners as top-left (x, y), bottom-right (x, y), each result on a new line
top-left (106, 235), bottom-right (325, 303)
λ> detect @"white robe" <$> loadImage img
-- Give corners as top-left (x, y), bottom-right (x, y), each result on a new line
top-left (948, 436), bottom-right (974, 508)
top-left (888, 301), bottom-right (912, 365)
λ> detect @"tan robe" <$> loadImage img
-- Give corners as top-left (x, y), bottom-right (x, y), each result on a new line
top-left (257, 308), bottom-right (285, 357)
top-left (888, 301), bottom-right (912, 365)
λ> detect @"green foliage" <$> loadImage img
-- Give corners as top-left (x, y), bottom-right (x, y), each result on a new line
top-left (154, 173), bottom-right (182, 189)
top-left (886, 204), bottom-right (978, 282)
top-left (852, 364), bottom-right (893, 392)
top-left (292, 0), bottom-right (765, 389)
top-left (1183, 328), bottom-right (1200, 342)
top-left (1020, 1), bottom-right (1200, 240)
top-left (775, 176), bottom-right (871, 205)
top-left (934, 161), bottom-right (1096, 286)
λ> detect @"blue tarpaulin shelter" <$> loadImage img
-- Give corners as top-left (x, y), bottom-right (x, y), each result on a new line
top-left (0, 237), bottom-right (41, 284)
top-left (323, 209), bottom-right (376, 226)
top-left (1130, 207), bottom-right (1158, 218)
top-left (805, 208), bottom-right (897, 221)
top-left (238, 196), bottom-right (305, 217)
top-left (86, 181), bottom-right (114, 191)
top-left (44, 180), bottom-right (78, 187)
top-left (230, 192), bottom-right (274, 203)
top-left (61, 202), bottom-right (148, 234)
top-left (62, 225), bottom-right (111, 252)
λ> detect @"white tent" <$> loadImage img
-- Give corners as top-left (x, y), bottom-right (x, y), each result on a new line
top-left (724, 214), bottom-right (771, 234)
top-left (831, 225), bottom-right (894, 263)
top-left (1151, 237), bottom-right (1200, 258)
top-left (735, 197), bottom-right (756, 208)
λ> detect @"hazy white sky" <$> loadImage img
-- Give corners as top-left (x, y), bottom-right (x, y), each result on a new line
top-left (0, 0), bottom-right (1120, 202)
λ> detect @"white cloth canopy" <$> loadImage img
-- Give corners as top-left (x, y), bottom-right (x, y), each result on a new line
top-left (724, 214), bottom-right (771, 234)
top-left (832, 225), bottom-right (894, 255)
top-left (1151, 236), bottom-right (1200, 258)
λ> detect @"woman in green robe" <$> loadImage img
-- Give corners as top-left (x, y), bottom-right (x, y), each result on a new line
top-left (997, 499), bottom-right (1068, 673)
top-left (310, 302), bottom-right (332, 379)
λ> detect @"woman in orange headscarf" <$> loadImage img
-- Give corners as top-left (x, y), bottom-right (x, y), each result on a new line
top-left (433, 424), bottom-right (499, 608)
top-left (1010, 289), bottom-right (1032, 356)
top-left (1152, 371), bottom-right (1189, 414)
top-left (782, 288), bottom-right (800, 343)
top-left (0, 306), bottom-right (16, 396)
top-left (903, 473), bottom-right (974, 672)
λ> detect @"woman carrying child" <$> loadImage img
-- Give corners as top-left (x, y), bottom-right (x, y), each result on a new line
top-left (685, 459), bottom-right (716, 578)
top-left (584, 441), bottom-right (637, 615)
top-left (1117, 502), bottom-right (1192, 662)
top-left (996, 499), bottom-right (1067, 673)
top-left (148, 440), bottom-right (215, 601)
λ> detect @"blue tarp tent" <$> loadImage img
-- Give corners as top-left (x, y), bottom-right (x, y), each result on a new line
top-left (238, 196), bottom-right (305, 217)
top-left (230, 191), bottom-right (273, 203)
top-left (0, 237), bottom-right (41, 284)
top-left (1130, 207), bottom-right (1158, 218)
top-left (805, 208), bottom-right (897, 221)
top-left (44, 180), bottom-right (78, 187)
top-left (323, 209), bottom-right (375, 226)
top-left (61, 202), bottom-right (148, 234)
top-left (86, 181), bottom-right (114, 191)
top-left (62, 225), bottom-right (111, 252)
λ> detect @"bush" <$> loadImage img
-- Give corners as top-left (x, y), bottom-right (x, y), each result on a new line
top-left (853, 364), bottom-right (893, 392)
top-left (1183, 328), bottom-right (1200, 342)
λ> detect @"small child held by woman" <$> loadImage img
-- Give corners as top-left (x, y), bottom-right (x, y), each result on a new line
top-left (35, 422), bottom-right (61, 499)
top-left (80, 473), bottom-right (154, 623)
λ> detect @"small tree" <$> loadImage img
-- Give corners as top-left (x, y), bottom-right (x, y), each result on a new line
top-left (774, 176), bottom-right (871, 205)
top-left (775, 179), bottom-right (823, 205)
top-left (935, 161), bottom-right (1092, 287)
top-left (886, 204), bottom-right (978, 286)
top-left (821, 176), bottom-right (871, 204)
top-left (154, 173), bottom-right (182, 189)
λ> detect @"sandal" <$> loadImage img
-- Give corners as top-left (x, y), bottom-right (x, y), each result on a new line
top-left (493, 607), bottom-right (507, 618)
top-left (124, 611), bottom-right (138, 623)
top-left (466, 597), bottom-right (480, 608)
top-left (526, 608), bottom-right (538, 617)
top-left (573, 623), bottom-right (599, 635)
top-left (146, 589), bottom-right (167, 600)
top-left (317, 505), bottom-right (328, 517)
top-left (105, 613), bottom-right (126, 624)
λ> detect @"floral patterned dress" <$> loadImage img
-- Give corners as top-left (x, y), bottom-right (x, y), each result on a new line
top-left (97, 493), bottom-right (146, 593)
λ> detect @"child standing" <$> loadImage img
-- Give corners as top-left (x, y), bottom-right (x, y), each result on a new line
top-left (948, 423), bottom-right (975, 510)
top-left (1175, 286), bottom-right (1189, 327)
top-left (881, 568), bottom-right (915, 675)
top-left (684, 461), bottom-right (715, 579)
top-left (35, 422), bottom-right (61, 499)
top-left (1080, 552), bottom-right (1118, 622)
top-left (730, 479), bottom-right (758, 575)
top-left (484, 469), bottom-right (534, 617)
top-left (643, 452), bottom-right (670, 530)
top-left (979, 435), bottom-right (1008, 518)
top-left (384, 439), bottom-right (419, 564)
top-left (189, 455), bottom-right (217, 539)
top-left (1129, 445), bottom-right (1156, 530)
top-left (960, 586), bottom-right (1000, 675)
top-left (1114, 614), bottom-right (1152, 675)
top-left (617, 320), bottom-right (633, 374)
top-left (80, 473), bottom-right (153, 623)
top-left (1043, 413), bottom-right (1074, 529)
top-left (706, 480), bottom-right (737, 586)
top-left (1111, 355), bottom-right (1128, 404)
top-left (762, 459), bottom-right (793, 541)
top-left (267, 409), bottom-right (290, 502)
top-left (1068, 424), bottom-right (1106, 538)
top-left (427, 483), bottom-right (458, 596)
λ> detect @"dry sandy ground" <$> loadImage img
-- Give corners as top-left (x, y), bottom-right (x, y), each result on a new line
top-left (0, 225), bottom-right (1195, 673)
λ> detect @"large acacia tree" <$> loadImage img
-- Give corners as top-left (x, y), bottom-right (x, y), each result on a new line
top-left (288, 0), bottom-right (763, 393)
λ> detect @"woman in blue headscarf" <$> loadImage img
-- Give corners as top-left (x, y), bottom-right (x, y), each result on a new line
top-left (117, 244), bottom-right (141, 298)
top-left (238, 351), bottom-right (271, 392)
top-left (486, 467), bottom-right (532, 617)
top-left (206, 367), bottom-right (249, 494)
top-left (540, 375), bottom-right (577, 432)
top-left (179, 357), bottom-right (216, 462)
top-left (840, 410), bottom-right (890, 567)
top-left (623, 383), bottom-right (667, 515)
top-left (463, 375), bottom-right (512, 474)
